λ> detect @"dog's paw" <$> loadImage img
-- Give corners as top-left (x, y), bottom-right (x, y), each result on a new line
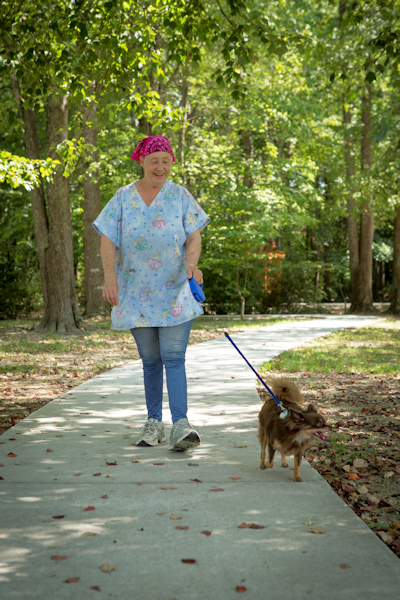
top-left (265, 462), bottom-right (273, 469)
top-left (281, 462), bottom-right (289, 468)
top-left (260, 464), bottom-right (267, 470)
top-left (292, 476), bottom-right (303, 482)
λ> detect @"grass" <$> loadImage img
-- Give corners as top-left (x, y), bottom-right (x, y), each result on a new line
top-left (261, 322), bottom-right (400, 376)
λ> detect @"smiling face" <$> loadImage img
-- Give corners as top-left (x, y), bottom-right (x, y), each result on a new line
top-left (140, 151), bottom-right (173, 188)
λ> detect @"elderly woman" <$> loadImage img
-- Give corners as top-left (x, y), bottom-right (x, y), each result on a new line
top-left (93, 136), bottom-right (209, 451)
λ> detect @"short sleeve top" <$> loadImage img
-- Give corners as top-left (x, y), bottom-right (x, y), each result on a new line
top-left (92, 179), bottom-right (210, 330)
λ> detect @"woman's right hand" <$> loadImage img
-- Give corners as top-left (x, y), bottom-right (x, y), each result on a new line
top-left (103, 279), bottom-right (119, 306)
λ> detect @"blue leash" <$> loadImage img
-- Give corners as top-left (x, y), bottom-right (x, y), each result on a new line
top-left (224, 332), bottom-right (289, 419)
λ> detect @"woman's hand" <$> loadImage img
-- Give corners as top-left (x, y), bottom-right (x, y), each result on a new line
top-left (103, 279), bottom-right (119, 306)
top-left (186, 264), bottom-right (203, 284)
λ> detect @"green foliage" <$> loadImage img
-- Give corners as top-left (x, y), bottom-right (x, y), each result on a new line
top-left (0, 151), bottom-right (59, 190)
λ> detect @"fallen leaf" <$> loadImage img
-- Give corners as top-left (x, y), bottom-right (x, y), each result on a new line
top-left (191, 478), bottom-right (202, 483)
top-left (159, 486), bottom-right (176, 490)
top-left (308, 527), bottom-right (326, 534)
top-left (101, 495), bottom-right (108, 499)
top-left (210, 488), bottom-right (224, 492)
top-left (138, 482), bottom-right (145, 485)
top-left (106, 461), bottom-right (117, 466)
top-left (153, 463), bottom-right (164, 466)
top-left (303, 519), bottom-right (313, 526)
top-left (65, 578), bottom-right (79, 583)
top-left (182, 559), bottom-right (197, 564)
top-left (7, 453), bottom-right (17, 457)
top-left (384, 471), bottom-right (395, 478)
top-left (234, 444), bottom-right (247, 448)
top-left (132, 457), bottom-right (142, 463)
top-left (52, 515), bottom-right (65, 519)
top-left (84, 506), bottom-right (95, 511)
top-left (157, 512), bottom-right (166, 515)
top-left (238, 523), bottom-right (265, 529)
top-left (46, 449), bottom-right (54, 452)
top-left (82, 532), bottom-right (97, 536)
top-left (343, 465), bottom-right (351, 473)
top-left (93, 473), bottom-right (101, 476)
top-left (348, 473), bottom-right (359, 481)
top-left (236, 586), bottom-right (246, 593)
top-left (188, 463), bottom-right (199, 467)
top-left (175, 526), bottom-right (189, 530)
top-left (170, 514), bottom-right (182, 520)
top-left (231, 477), bottom-right (242, 480)
top-left (74, 473), bottom-right (82, 476)
top-left (378, 531), bottom-right (394, 544)
top-left (100, 562), bottom-right (116, 573)
top-left (91, 586), bottom-right (101, 592)
top-left (201, 530), bottom-right (212, 536)
top-left (340, 564), bottom-right (351, 569)
top-left (51, 555), bottom-right (69, 561)
top-left (353, 458), bottom-right (368, 468)
top-left (357, 485), bottom-right (369, 495)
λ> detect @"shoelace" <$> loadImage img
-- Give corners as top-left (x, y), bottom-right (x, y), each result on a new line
top-left (142, 420), bottom-right (157, 434)
top-left (173, 419), bottom-right (190, 435)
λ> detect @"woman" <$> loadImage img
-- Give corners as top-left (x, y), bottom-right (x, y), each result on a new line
top-left (93, 135), bottom-right (209, 451)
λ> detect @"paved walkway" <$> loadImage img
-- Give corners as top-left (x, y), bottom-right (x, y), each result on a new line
top-left (1, 316), bottom-right (399, 599)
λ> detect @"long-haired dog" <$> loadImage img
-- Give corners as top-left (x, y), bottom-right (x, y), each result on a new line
top-left (258, 377), bottom-right (331, 481)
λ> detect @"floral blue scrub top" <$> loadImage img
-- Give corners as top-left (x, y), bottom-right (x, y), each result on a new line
top-left (92, 179), bottom-right (210, 330)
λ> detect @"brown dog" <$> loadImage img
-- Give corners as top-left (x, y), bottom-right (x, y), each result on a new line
top-left (258, 377), bottom-right (331, 481)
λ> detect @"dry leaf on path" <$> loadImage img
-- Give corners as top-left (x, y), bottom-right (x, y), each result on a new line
top-left (91, 586), bottom-right (101, 592)
top-left (106, 461), bottom-right (117, 466)
top-left (65, 578), bottom-right (79, 583)
top-left (210, 488), bottom-right (224, 492)
top-left (51, 555), bottom-right (69, 561)
top-left (182, 559), bottom-right (197, 564)
top-left (308, 527), bottom-right (326, 534)
top-left (159, 486), bottom-right (176, 490)
top-left (234, 444), bottom-right (247, 448)
top-left (101, 495), bottom-right (108, 499)
top-left (340, 564), bottom-right (351, 569)
top-left (231, 477), bottom-right (242, 480)
top-left (238, 522), bottom-right (265, 529)
top-left (84, 506), bottom-right (95, 511)
top-left (93, 473), bottom-right (101, 476)
top-left (348, 473), bottom-right (359, 481)
top-left (7, 453), bottom-right (17, 457)
top-left (384, 471), bottom-right (395, 478)
top-left (74, 473), bottom-right (82, 476)
top-left (82, 532), bottom-right (97, 536)
top-left (170, 514), bottom-right (182, 520)
top-left (132, 457), bottom-right (142, 463)
top-left (175, 526), bottom-right (189, 530)
top-left (353, 458), bottom-right (368, 468)
top-left (188, 463), bottom-right (199, 466)
top-left (303, 519), bottom-right (313, 526)
top-left (46, 449), bottom-right (54, 452)
top-left (100, 562), bottom-right (116, 573)
top-left (52, 515), bottom-right (65, 519)
top-left (236, 586), bottom-right (246, 593)
top-left (201, 530), bottom-right (212, 536)
top-left (191, 478), bottom-right (202, 483)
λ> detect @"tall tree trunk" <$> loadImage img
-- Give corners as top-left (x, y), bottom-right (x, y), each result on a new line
top-left (10, 78), bottom-right (82, 331)
top-left (41, 93), bottom-right (82, 331)
top-left (350, 85), bottom-right (374, 313)
top-left (390, 202), bottom-right (400, 314)
top-left (82, 110), bottom-right (109, 315)
top-left (240, 128), bottom-right (253, 188)
top-left (343, 104), bottom-right (359, 297)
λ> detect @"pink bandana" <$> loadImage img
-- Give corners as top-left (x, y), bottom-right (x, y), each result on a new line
top-left (131, 136), bottom-right (175, 162)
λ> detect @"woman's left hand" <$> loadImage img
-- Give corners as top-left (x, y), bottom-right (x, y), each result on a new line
top-left (186, 265), bottom-right (203, 284)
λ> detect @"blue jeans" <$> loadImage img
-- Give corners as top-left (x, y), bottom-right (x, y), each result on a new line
top-left (130, 320), bottom-right (193, 424)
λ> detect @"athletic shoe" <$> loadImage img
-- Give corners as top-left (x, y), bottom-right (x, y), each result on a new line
top-left (168, 418), bottom-right (201, 451)
top-left (136, 418), bottom-right (165, 447)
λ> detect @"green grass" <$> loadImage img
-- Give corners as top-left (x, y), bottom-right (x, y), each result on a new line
top-left (191, 316), bottom-right (309, 331)
top-left (261, 322), bottom-right (400, 375)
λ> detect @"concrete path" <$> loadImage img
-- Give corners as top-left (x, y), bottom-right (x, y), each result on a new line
top-left (1, 316), bottom-right (399, 599)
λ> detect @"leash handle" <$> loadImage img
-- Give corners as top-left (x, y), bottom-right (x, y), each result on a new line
top-left (224, 332), bottom-right (289, 419)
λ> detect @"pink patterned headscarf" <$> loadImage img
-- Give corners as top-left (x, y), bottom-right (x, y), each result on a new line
top-left (131, 136), bottom-right (175, 162)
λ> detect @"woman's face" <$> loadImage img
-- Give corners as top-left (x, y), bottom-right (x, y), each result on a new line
top-left (141, 152), bottom-right (173, 187)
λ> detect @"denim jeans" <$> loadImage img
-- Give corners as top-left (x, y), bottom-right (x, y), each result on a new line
top-left (130, 320), bottom-right (193, 424)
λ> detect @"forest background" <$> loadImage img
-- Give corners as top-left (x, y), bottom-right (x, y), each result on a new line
top-left (1, 0), bottom-right (400, 330)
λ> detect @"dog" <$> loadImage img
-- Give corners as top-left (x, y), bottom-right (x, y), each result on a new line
top-left (258, 377), bottom-right (331, 481)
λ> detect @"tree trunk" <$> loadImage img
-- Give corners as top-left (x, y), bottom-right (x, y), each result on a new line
top-left (82, 111), bottom-right (109, 315)
top-left (240, 128), bottom-right (254, 188)
top-left (350, 85), bottom-right (374, 313)
top-left (40, 93), bottom-right (82, 332)
top-left (10, 78), bottom-right (82, 331)
top-left (390, 202), bottom-right (400, 314)
top-left (343, 104), bottom-right (359, 297)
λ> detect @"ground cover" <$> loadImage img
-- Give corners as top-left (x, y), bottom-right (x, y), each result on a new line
top-left (0, 314), bottom-right (304, 435)
top-left (258, 319), bottom-right (400, 559)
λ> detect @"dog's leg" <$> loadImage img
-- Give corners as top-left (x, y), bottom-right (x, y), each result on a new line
top-left (266, 443), bottom-right (275, 469)
top-left (280, 453), bottom-right (288, 468)
top-left (260, 432), bottom-right (268, 469)
top-left (293, 452), bottom-right (303, 482)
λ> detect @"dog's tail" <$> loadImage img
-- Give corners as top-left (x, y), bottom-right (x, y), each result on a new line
top-left (266, 376), bottom-right (304, 406)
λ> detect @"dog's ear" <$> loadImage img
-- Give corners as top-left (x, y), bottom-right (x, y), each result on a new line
top-left (306, 403), bottom-right (317, 413)
top-left (291, 410), bottom-right (305, 422)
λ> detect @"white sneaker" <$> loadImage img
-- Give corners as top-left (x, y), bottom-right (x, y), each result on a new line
top-left (168, 418), bottom-right (201, 451)
top-left (136, 418), bottom-right (165, 447)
